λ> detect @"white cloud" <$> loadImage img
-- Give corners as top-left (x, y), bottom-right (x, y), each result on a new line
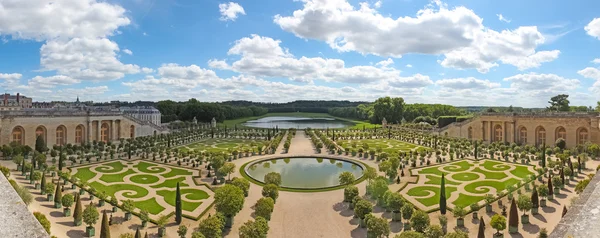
top-left (29, 75), bottom-right (80, 88)
top-left (219, 2), bottom-right (246, 21)
top-left (0, 73), bottom-right (22, 86)
top-left (496, 14), bottom-right (511, 23)
top-left (0, 0), bottom-right (130, 41)
top-left (40, 38), bottom-right (140, 81)
top-left (141, 67), bottom-right (154, 74)
top-left (374, 1), bottom-right (382, 8)
top-left (123, 49), bottom-right (133, 55)
top-left (578, 67), bottom-right (600, 81)
top-left (274, 0), bottom-right (558, 72)
top-left (406, 64), bottom-right (413, 68)
top-left (592, 58), bottom-right (600, 64)
top-left (585, 18), bottom-right (600, 40)
top-left (210, 35), bottom-right (421, 85)
top-left (436, 77), bottom-right (500, 89)
top-left (503, 73), bottom-right (579, 91)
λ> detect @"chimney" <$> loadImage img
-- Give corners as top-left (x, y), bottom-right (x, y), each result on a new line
top-left (16, 93), bottom-right (20, 103)
top-left (3, 93), bottom-right (7, 106)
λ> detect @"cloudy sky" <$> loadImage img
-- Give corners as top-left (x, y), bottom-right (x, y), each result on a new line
top-left (1, 0), bottom-right (599, 107)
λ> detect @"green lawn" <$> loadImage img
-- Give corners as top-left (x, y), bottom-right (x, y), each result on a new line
top-left (135, 198), bottom-right (166, 215)
top-left (451, 172), bottom-right (479, 181)
top-left (219, 112), bottom-right (378, 129)
top-left (89, 181), bottom-right (149, 199)
top-left (99, 169), bottom-right (137, 183)
top-left (337, 138), bottom-right (421, 155)
top-left (130, 174), bottom-right (160, 184)
top-left (453, 193), bottom-right (486, 208)
top-left (472, 167), bottom-right (507, 180)
top-left (150, 177), bottom-right (188, 189)
top-left (162, 167), bottom-right (194, 178)
top-left (157, 189), bottom-right (208, 212)
top-left (135, 161), bottom-right (167, 174)
top-left (73, 167), bottom-right (97, 182)
top-left (407, 186), bottom-right (458, 207)
top-left (179, 138), bottom-right (261, 154)
top-left (463, 178), bottom-right (520, 194)
top-left (96, 161), bottom-right (125, 173)
top-left (424, 175), bottom-right (461, 186)
top-left (482, 160), bottom-right (511, 171)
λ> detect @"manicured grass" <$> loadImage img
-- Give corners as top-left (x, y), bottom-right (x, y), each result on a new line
top-left (337, 138), bottom-right (421, 155)
top-left (73, 167), bottom-right (97, 182)
top-left (219, 112), bottom-right (378, 129)
top-left (95, 161), bottom-right (125, 173)
top-left (157, 189), bottom-right (208, 212)
top-left (442, 161), bottom-right (471, 172)
top-left (180, 138), bottom-right (261, 154)
top-left (482, 160), bottom-right (511, 171)
top-left (451, 172), bottom-right (479, 181)
top-left (407, 186), bottom-right (458, 207)
top-left (162, 167), bottom-right (193, 178)
top-left (453, 193), bottom-right (486, 208)
top-left (135, 161), bottom-right (167, 174)
top-left (89, 181), bottom-right (149, 199)
top-left (99, 169), bottom-right (137, 183)
top-left (463, 178), bottom-right (520, 194)
top-left (424, 175), bottom-right (461, 186)
top-left (472, 167), bottom-right (508, 180)
top-left (510, 166), bottom-right (535, 178)
top-left (135, 198), bottom-right (166, 215)
top-left (130, 174), bottom-right (160, 184)
top-left (150, 177), bottom-right (188, 189)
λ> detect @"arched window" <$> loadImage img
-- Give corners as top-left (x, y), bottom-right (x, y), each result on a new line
top-left (75, 125), bottom-right (84, 144)
top-left (56, 125), bottom-right (67, 146)
top-left (519, 127), bottom-right (527, 144)
top-left (12, 126), bottom-right (24, 145)
top-left (130, 125), bottom-right (135, 139)
top-left (578, 128), bottom-right (588, 145)
top-left (101, 123), bottom-right (110, 142)
top-left (35, 126), bottom-right (47, 143)
top-left (494, 124), bottom-right (503, 142)
top-left (556, 127), bottom-right (566, 141)
top-left (536, 126), bottom-right (546, 146)
top-left (467, 127), bottom-right (473, 139)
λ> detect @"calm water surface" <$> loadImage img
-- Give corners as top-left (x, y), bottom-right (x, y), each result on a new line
top-left (246, 157), bottom-right (364, 189)
top-left (242, 116), bottom-right (351, 129)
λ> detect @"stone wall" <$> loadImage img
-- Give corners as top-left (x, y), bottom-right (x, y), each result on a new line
top-left (0, 174), bottom-right (50, 238)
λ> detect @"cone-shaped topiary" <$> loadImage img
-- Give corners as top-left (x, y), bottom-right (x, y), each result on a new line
top-left (562, 206), bottom-right (568, 217)
top-left (541, 144), bottom-right (546, 168)
top-left (54, 182), bottom-right (62, 208)
top-left (40, 173), bottom-right (46, 194)
top-left (509, 197), bottom-right (519, 233)
top-left (548, 174), bottom-right (553, 193)
top-left (175, 182), bottom-right (182, 224)
top-left (100, 211), bottom-right (110, 238)
top-left (531, 185), bottom-right (539, 208)
top-left (477, 217), bottom-right (485, 238)
top-left (439, 173), bottom-right (447, 215)
top-left (134, 227), bottom-right (141, 238)
top-left (73, 193), bottom-right (83, 225)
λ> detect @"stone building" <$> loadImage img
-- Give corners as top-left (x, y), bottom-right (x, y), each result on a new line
top-left (119, 106), bottom-right (162, 126)
top-left (0, 108), bottom-right (168, 148)
top-left (437, 112), bottom-right (600, 148)
top-left (1, 93), bottom-right (32, 110)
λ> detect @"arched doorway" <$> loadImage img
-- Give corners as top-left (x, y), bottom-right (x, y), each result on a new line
top-left (56, 125), bottom-right (67, 146)
top-left (518, 126), bottom-right (527, 144)
top-left (101, 123), bottom-right (110, 142)
top-left (12, 126), bottom-right (25, 145)
top-left (577, 128), bottom-right (588, 145)
top-left (36, 126), bottom-right (47, 143)
top-left (494, 124), bottom-right (503, 142)
top-left (536, 126), bottom-right (546, 146)
top-left (75, 125), bottom-right (85, 144)
top-left (556, 127), bottom-right (566, 142)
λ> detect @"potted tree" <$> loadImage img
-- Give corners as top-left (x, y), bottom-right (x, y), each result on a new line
top-left (214, 184), bottom-right (245, 228)
top-left (439, 215), bottom-right (448, 234)
top-left (552, 176), bottom-right (562, 195)
top-left (538, 185), bottom-right (549, 207)
top-left (62, 194), bottom-right (74, 217)
top-left (386, 193), bottom-right (404, 222)
top-left (83, 202), bottom-right (99, 237)
top-left (140, 209), bottom-right (150, 228)
top-left (354, 199), bottom-right (372, 228)
top-left (45, 182), bottom-right (55, 202)
top-left (453, 204), bottom-right (466, 227)
top-left (344, 186), bottom-right (359, 209)
top-left (517, 194), bottom-right (532, 224)
top-left (470, 203), bottom-right (480, 220)
top-left (96, 191), bottom-right (107, 207)
top-left (122, 199), bottom-right (136, 221)
top-left (484, 194), bottom-right (495, 213)
top-left (531, 185), bottom-right (539, 215)
top-left (156, 214), bottom-right (169, 237)
top-left (110, 196), bottom-right (119, 212)
top-left (490, 214), bottom-right (507, 238)
top-left (401, 204), bottom-right (414, 230)
top-left (73, 194), bottom-right (83, 226)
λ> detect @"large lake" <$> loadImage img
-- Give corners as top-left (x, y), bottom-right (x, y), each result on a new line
top-left (242, 116), bottom-right (352, 129)
top-left (245, 157), bottom-right (364, 189)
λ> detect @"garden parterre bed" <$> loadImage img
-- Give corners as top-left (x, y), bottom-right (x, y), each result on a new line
top-left (70, 160), bottom-right (214, 219)
top-left (400, 159), bottom-right (536, 211)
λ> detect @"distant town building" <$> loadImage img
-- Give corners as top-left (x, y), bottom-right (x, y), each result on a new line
top-left (0, 93), bottom-right (32, 110)
top-left (119, 106), bottom-right (162, 126)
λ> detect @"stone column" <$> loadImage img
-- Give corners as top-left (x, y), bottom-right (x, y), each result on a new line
top-left (504, 121), bottom-right (508, 143)
top-left (110, 120), bottom-right (115, 141)
top-left (96, 120), bottom-right (101, 142)
top-left (87, 120), bottom-right (92, 143)
top-left (481, 121), bottom-right (485, 142)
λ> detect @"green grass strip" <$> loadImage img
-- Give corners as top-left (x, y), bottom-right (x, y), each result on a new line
top-left (135, 197), bottom-right (166, 215)
top-left (73, 167), bottom-right (97, 182)
top-left (151, 177), bottom-right (188, 189)
top-left (99, 169), bottom-right (137, 183)
top-left (156, 189), bottom-right (207, 212)
top-left (89, 181), bottom-right (149, 199)
top-left (135, 161), bottom-right (167, 174)
top-left (95, 161), bottom-right (125, 173)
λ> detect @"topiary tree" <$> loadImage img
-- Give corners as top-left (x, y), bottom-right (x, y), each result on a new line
top-left (198, 215), bottom-right (224, 238)
top-left (156, 215), bottom-right (170, 237)
top-left (490, 214), bottom-right (506, 237)
top-left (439, 173), bottom-right (447, 215)
top-left (122, 199), bottom-right (136, 221)
top-left (215, 184), bottom-right (245, 228)
top-left (517, 194), bottom-right (533, 225)
top-left (424, 225), bottom-right (443, 238)
top-left (177, 225), bottom-right (188, 238)
top-left (239, 216), bottom-right (269, 238)
top-left (62, 193), bottom-right (74, 216)
top-left (477, 217), bottom-right (485, 238)
top-left (261, 184), bottom-right (279, 203)
top-left (139, 209), bottom-right (150, 227)
top-left (410, 210), bottom-right (430, 233)
top-left (354, 199), bottom-right (373, 228)
top-left (508, 197), bottom-right (519, 233)
top-left (402, 203), bottom-right (414, 230)
top-left (100, 211), bottom-right (110, 238)
top-left (175, 182), bottom-right (182, 224)
top-left (263, 172), bottom-right (282, 186)
top-left (366, 214), bottom-right (390, 238)
top-left (386, 193), bottom-right (404, 222)
top-left (73, 193), bottom-right (83, 226)
top-left (254, 197), bottom-right (275, 220)
top-left (53, 182), bottom-right (62, 208)
top-left (339, 171), bottom-right (356, 186)
top-left (231, 177), bottom-right (250, 197)
top-left (555, 138), bottom-right (566, 151)
top-left (83, 202), bottom-right (99, 236)
top-left (218, 162), bottom-right (236, 181)
top-left (394, 231), bottom-right (425, 238)
top-left (344, 185), bottom-right (359, 203)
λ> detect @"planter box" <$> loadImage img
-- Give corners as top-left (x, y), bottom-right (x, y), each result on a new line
top-left (74, 218), bottom-right (82, 226)
top-left (472, 212), bottom-right (478, 220)
top-left (521, 214), bottom-right (529, 224)
top-left (532, 207), bottom-right (538, 215)
top-left (457, 218), bottom-right (464, 227)
top-left (125, 212), bottom-right (132, 221)
top-left (509, 226), bottom-right (518, 234)
top-left (225, 216), bottom-right (234, 228)
top-left (86, 226), bottom-right (95, 237)
top-left (392, 211), bottom-right (401, 221)
top-left (112, 206), bottom-right (118, 212)
top-left (98, 200), bottom-right (105, 207)
top-left (64, 208), bottom-right (71, 217)
top-left (359, 218), bottom-right (366, 228)
top-left (486, 205), bottom-right (492, 213)
top-left (494, 233), bottom-right (504, 238)
top-left (72, 184), bottom-right (77, 189)
top-left (540, 199), bottom-right (546, 207)
top-left (47, 194), bottom-right (54, 202)
top-left (54, 202), bottom-right (62, 209)
top-left (80, 189), bottom-right (85, 195)
top-left (554, 187), bottom-right (560, 195)
top-left (141, 221), bottom-right (147, 228)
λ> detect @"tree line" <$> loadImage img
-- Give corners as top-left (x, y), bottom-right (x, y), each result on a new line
top-left (156, 99), bottom-right (268, 123)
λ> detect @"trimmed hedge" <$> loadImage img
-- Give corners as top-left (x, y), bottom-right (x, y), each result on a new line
top-left (437, 115), bottom-right (473, 128)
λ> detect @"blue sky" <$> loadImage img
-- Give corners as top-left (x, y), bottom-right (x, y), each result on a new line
top-left (1, 0), bottom-right (599, 107)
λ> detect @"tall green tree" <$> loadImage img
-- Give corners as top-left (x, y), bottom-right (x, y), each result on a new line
top-left (54, 182), bottom-right (62, 208)
top-left (547, 94), bottom-right (570, 112)
top-left (35, 135), bottom-right (45, 153)
top-left (541, 144), bottom-right (546, 167)
top-left (73, 193), bottom-right (83, 225)
top-left (439, 173), bottom-right (447, 215)
top-left (175, 182), bottom-right (182, 224)
top-left (509, 197), bottom-right (519, 232)
top-left (40, 173), bottom-right (46, 194)
top-left (100, 211), bottom-right (110, 238)
top-left (477, 217), bottom-right (485, 238)
top-left (214, 184), bottom-right (245, 227)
